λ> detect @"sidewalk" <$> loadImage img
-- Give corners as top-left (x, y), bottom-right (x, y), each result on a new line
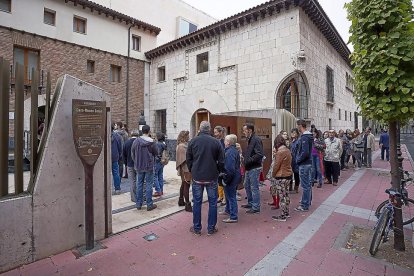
top-left (2, 149), bottom-right (414, 276)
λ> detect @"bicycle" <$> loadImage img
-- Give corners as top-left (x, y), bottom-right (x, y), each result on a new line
top-left (369, 170), bottom-right (414, 256)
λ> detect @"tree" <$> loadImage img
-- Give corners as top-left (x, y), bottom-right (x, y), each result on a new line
top-left (345, 0), bottom-right (414, 251)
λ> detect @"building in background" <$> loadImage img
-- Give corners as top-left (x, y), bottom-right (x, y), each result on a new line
top-left (145, 0), bottom-right (360, 140)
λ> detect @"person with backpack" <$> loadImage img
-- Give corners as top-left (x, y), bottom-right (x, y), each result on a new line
top-left (154, 132), bottom-right (168, 197)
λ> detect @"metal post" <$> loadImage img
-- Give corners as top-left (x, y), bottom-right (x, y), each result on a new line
top-left (44, 72), bottom-right (51, 133)
top-left (30, 69), bottom-right (39, 181)
top-left (14, 64), bottom-right (24, 194)
top-left (0, 58), bottom-right (10, 197)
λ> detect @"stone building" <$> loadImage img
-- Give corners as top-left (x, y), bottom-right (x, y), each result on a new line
top-left (145, 0), bottom-right (361, 140)
top-left (0, 0), bottom-right (160, 132)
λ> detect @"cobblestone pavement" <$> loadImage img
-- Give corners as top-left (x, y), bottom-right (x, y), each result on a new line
top-left (2, 147), bottom-right (414, 276)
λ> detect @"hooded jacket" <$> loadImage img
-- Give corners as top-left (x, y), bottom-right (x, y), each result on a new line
top-left (295, 131), bottom-right (313, 166)
top-left (111, 132), bottom-right (123, 163)
top-left (131, 135), bottom-right (157, 172)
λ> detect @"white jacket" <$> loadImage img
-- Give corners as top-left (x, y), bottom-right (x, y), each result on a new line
top-left (324, 137), bottom-right (342, 162)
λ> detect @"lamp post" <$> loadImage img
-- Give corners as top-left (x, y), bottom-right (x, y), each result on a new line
top-left (138, 111), bottom-right (146, 136)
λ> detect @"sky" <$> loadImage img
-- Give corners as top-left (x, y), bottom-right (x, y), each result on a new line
top-left (184, 0), bottom-right (352, 47)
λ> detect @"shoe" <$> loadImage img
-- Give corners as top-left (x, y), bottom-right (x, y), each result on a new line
top-left (367, 165), bottom-right (372, 168)
top-left (246, 209), bottom-right (260, 214)
top-left (178, 198), bottom-right (185, 206)
top-left (207, 227), bottom-right (218, 236)
top-left (241, 204), bottom-right (252, 209)
top-left (147, 204), bottom-right (157, 211)
top-left (294, 206), bottom-right (309, 212)
top-left (153, 192), bottom-right (162, 197)
top-left (272, 214), bottom-right (288, 221)
top-left (190, 226), bottom-right (201, 236)
top-left (324, 181), bottom-right (332, 184)
top-left (317, 184), bottom-right (322, 188)
top-left (185, 203), bottom-right (192, 212)
top-left (114, 189), bottom-right (121, 195)
top-left (333, 182), bottom-right (338, 186)
top-left (219, 211), bottom-right (229, 215)
top-left (217, 199), bottom-right (223, 204)
top-left (222, 218), bottom-right (238, 223)
top-left (220, 202), bottom-right (227, 206)
top-left (136, 206), bottom-right (142, 210)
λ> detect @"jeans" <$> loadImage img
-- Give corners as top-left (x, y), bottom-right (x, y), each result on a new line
top-left (299, 164), bottom-right (312, 209)
top-left (366, 148), bottom-right (372, 166)
top-left (311, 154), bottom-right (323, 185)
top-left (112, 161), bottom-right (121, 190)
top-left (244, 167), bottom-right (262, 211)
top-left (192, 180), bottom-right (218, 232)
top-left (136, 171), bottom-right (154, 208)
top-left (340, 150), bottom-right (347, 169)
top-left (154, 161), bottom-right (164, 193)
top-left (325, 161), bottom-right (340, 183)
top-left (381, 146), bottom-right (390, 161)
top-left (354, 151), bottom-right (362, 167)
top-left (223, 183), bottom-right (238, 220)
top-left (127, 167), bottom-right (137, 202)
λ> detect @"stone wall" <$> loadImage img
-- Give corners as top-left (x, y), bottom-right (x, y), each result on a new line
top-left (0, 26), bottom-right (145, 135)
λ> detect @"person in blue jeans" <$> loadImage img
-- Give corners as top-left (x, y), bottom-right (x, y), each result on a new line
top-left (220, 134), bottom-right (242, 223)
top-left (294, 119), bottom-right (314, 212)
top-left (241, 123), bottom-right (264, 214)
top-left (186, 121), bottom-right (224, 236)
top-left (131, 125), bottom-right (158, 211)
top-left (111, 129), bottom-right (123, 194)
top-left (153, 132), bottom-right (167, 197)
top-left (379, 129), bottom-right (390, 161)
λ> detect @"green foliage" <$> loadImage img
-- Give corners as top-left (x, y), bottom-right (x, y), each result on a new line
top-left (345, 0), bottom-right (414, 123)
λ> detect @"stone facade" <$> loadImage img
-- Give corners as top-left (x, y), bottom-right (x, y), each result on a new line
top-left (0, 27), bottom-right (145, 134)
top-left (147, 5), bottom-right (360, 139)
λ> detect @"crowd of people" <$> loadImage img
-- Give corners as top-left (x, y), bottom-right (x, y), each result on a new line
top-left (110, 118), bottom-right (390, 235)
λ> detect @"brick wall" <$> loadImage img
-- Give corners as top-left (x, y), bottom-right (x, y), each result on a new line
top-left (0, 27), bottom-right (146, 137)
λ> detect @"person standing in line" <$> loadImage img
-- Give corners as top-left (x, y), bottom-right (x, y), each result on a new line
top-left (187, 121), bottom-right (224, 236)
top-left (131, 125), bottom-right (158, 211)
top-left (345, 129), bottom-right (356, 167)
top-left (271, 134), bottom-right (293, 222)
top-left (280, 130), bottom-right (290, 148)
top-left (111, 127), bottom-right (123, 195)
top-left (290, 128), bottom-right (301, 193)
top-left (220, 134), bottom-right (241, 223)
top-left (312, 129), bottom-right (325, 188)
top-left (241, 123), bottom-right (264, 214)
top-left (338, 129), bottom-right (350, 170)
top-left (154, 132), bottom-right (167, 197)
top-left (123, 129), bottom-right (139, 202)
top-left (324, 130), bottom-right (342, 186)
top-left (365, 127), bottom-right (375, 168)
top-left (176, 130), bottom-right (192, 212)
top-left (214, 126), bottom-right (226, 206)
top-left (351, 129), bottom-right (364, 170)
top-left (294, 119), bottom-right (313, 212)
top-left (115, 121), bottom-right (128, 178)
top-left (379, 129), bottom-right (390, 161)
top-left (362, 128), bottom-right (368, 166)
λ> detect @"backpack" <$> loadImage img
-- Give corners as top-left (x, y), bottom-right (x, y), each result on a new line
top-left (160, 148), bottom-right (170, 165)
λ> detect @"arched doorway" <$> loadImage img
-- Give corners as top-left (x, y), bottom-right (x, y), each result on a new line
top-left (190, 108), bottom-right (211, 137)
top-left (276, 72), bottom-right (309, 119)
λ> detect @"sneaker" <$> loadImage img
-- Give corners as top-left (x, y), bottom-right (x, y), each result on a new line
top-left (333, 182), bottom-right (338, 186)
top-left (222, 218), bottom-right (238, 223)
top-left (136, 206), bottom-right (142, 210)
top-left (294, 206), bottom-right (309, 212)
top-left (220, 202), bottom-right (227, 206)
top-left (189, 226), bottom-right (201, 236)
top-left (272, 214), bottom-right (288, 221)
top-left (241, 204), bottom-right (252, 209)
top-left (219, 211), bottom-right (229, 215)
top-left (147, 204), bottom-right (157, 211)
top-left (207, 227), bottom-right (218, 236)
top-left (153, 192), bottom-right (162, 197)
top-left (317, 184), bottom-right (322, 188)
top-left (246, 209), bottom-right (260, 214)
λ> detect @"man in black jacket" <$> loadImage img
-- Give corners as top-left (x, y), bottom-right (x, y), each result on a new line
top-left (187, 121), bottom-right (224, 236)
top-left (241, 123), bottom-right (264, 214)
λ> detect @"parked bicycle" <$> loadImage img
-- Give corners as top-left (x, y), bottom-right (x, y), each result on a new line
top-left (370, 170), bottom-right (414, 256)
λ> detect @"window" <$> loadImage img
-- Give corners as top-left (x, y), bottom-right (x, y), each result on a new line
top-left (110, 65), bottom-right (121, 83)
top-left (339, 108), bottom-right (341, 120)
top-left (158, 66), bottom-right (166, 82)
top-left (196, 52), bottom-right (208, 74)
top-left (44, 8), bottom-right (55, 26)
top-left (346, 72), bottom-right (354, 92)
top-left (345, 110), bottom-right (347, 121)
top-left (329, 118), bottom-right (332, 130)
top-left (0, 0), bottom-right (11, 12)
top-left (276, 72), bottom-right (309, 119)
top-left (350, 112), bottom-right (352, 122)
top-left (132, 35), bottom-right (141, 51)
top-left (13, 47), bottom-right (39, 83)
top-left (87, 60), bottom-right (95, 74)
top-left (154, 109), bottom-right (167, 134)
top-left (73, 16), bottom-right (86, 34)
top-left (178, 17), bottom-right (197, 37)
top-left (326, 66), bottom-right (334, 103)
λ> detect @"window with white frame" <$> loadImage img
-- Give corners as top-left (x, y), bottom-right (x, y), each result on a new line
top-left (132, 35), bottom-right (141, 51)
top-left (158, 66), bottom-right (166, 82)
top-left (178, 17), bottom-right (197, 37)
top-left (73, 16), bottom-right (86, 34)
top-left (44, 8), bottom-right (56, 26)
top-left (0, 0), bottom-right (11, 13)
top-left (110, 65), bottom-right (121, 83)
top-left (196, 52), bottom-right (208, 74)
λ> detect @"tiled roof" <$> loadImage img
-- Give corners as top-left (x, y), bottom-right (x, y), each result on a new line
top-left (145, 0), bottom-right (351, 64)
top-left (63, 0), bottom-right (161, 35)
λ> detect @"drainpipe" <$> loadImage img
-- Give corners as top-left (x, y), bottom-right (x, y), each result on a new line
top-left (126, 23), bottom-right (133, 126)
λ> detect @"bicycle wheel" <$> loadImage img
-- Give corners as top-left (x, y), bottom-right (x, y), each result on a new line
top-left (375, 198), bottom-right (414, 225)
top-left (370, 208), bottom-right (391, 256)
